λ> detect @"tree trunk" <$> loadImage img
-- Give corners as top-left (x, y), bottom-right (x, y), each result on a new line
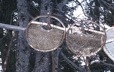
top-left (15, 0), bottom-right (66, 72)
top-left (16, 0), bottom-right (30, 72)
top-left (32, 0), bottom-right (51, 72)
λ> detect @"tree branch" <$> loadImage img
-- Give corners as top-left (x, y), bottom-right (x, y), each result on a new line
top-left (60, 52), bottom-right (84, 72)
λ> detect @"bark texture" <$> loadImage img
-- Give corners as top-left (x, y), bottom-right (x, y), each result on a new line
top-left (32, 0), bottom-right (51, 72)
top-left (16, 0), bottom-right (30, 72)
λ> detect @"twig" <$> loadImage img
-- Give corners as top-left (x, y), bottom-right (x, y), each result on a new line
top-left (100, 60), bottom-right (114, 67)
top-left (84, 57), bottom-right (91, 72)
top-left (3, 36), bottom-right (14, 72)
top-left (74, 0), bottom-right (87, 17)
top-left (51, 49), bottom-right (61, 72)
top-left (60, 52), bottom-right (83, 72)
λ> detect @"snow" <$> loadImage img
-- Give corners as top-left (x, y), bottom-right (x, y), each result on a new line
top-left (66, 0), bottom-right (86, 19)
